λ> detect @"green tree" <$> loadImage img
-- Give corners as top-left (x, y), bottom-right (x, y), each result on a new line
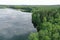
top-left (28, 33), bottom-right (39, 40)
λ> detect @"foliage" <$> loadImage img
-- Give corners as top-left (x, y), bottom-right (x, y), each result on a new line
top-left (28, 33), bottom-right (39, 40)
top-left (29, 7), bottom-right (60, 40)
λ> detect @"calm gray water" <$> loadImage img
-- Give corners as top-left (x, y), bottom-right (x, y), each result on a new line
top-left (0, 8), bottom-right (36, 40)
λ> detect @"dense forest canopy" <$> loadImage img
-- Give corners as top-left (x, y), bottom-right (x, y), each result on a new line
top-left (29, 6), bottom-right (60, 40)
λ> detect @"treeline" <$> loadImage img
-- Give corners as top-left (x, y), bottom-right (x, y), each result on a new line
top-left (29, 6), bottom-right (60, 40)
top-left (9, 6), bottom-right (32, 12)
top-left (0, 5), bottom-right (60, 12)
top-left (0, 5), bottom-right (33, 12)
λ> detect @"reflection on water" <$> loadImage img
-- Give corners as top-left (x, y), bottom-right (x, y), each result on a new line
top-left (0, 8), bottom-right (36, 40)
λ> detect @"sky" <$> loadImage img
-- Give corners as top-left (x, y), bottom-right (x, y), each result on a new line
top-left (0, 0), bottom-right (60, 5)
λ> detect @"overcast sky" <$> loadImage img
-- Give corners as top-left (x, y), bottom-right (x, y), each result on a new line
top-left (0, 0), bottom-right (60, 5)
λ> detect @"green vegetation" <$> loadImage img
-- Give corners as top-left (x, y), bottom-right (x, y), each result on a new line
top-left (0, 5), bottom-right (33, 12)
top-left (0, 5), bottom-right (60, 12)
top-left (8, 6), bottom-right (32, 12)
top-left (28, 33), bottom-right (38, 40)
top-left (29, 6), bottom-right (60, 40)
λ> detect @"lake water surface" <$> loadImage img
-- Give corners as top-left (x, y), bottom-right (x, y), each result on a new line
top-left (0, 8), bottom-right (36, 40)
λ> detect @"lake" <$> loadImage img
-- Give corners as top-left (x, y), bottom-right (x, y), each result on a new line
top-left (0, 8), bottom-right (36, 40)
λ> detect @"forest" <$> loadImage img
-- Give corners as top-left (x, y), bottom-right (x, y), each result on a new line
top-left (29, 6), bottom-right (60, 40)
